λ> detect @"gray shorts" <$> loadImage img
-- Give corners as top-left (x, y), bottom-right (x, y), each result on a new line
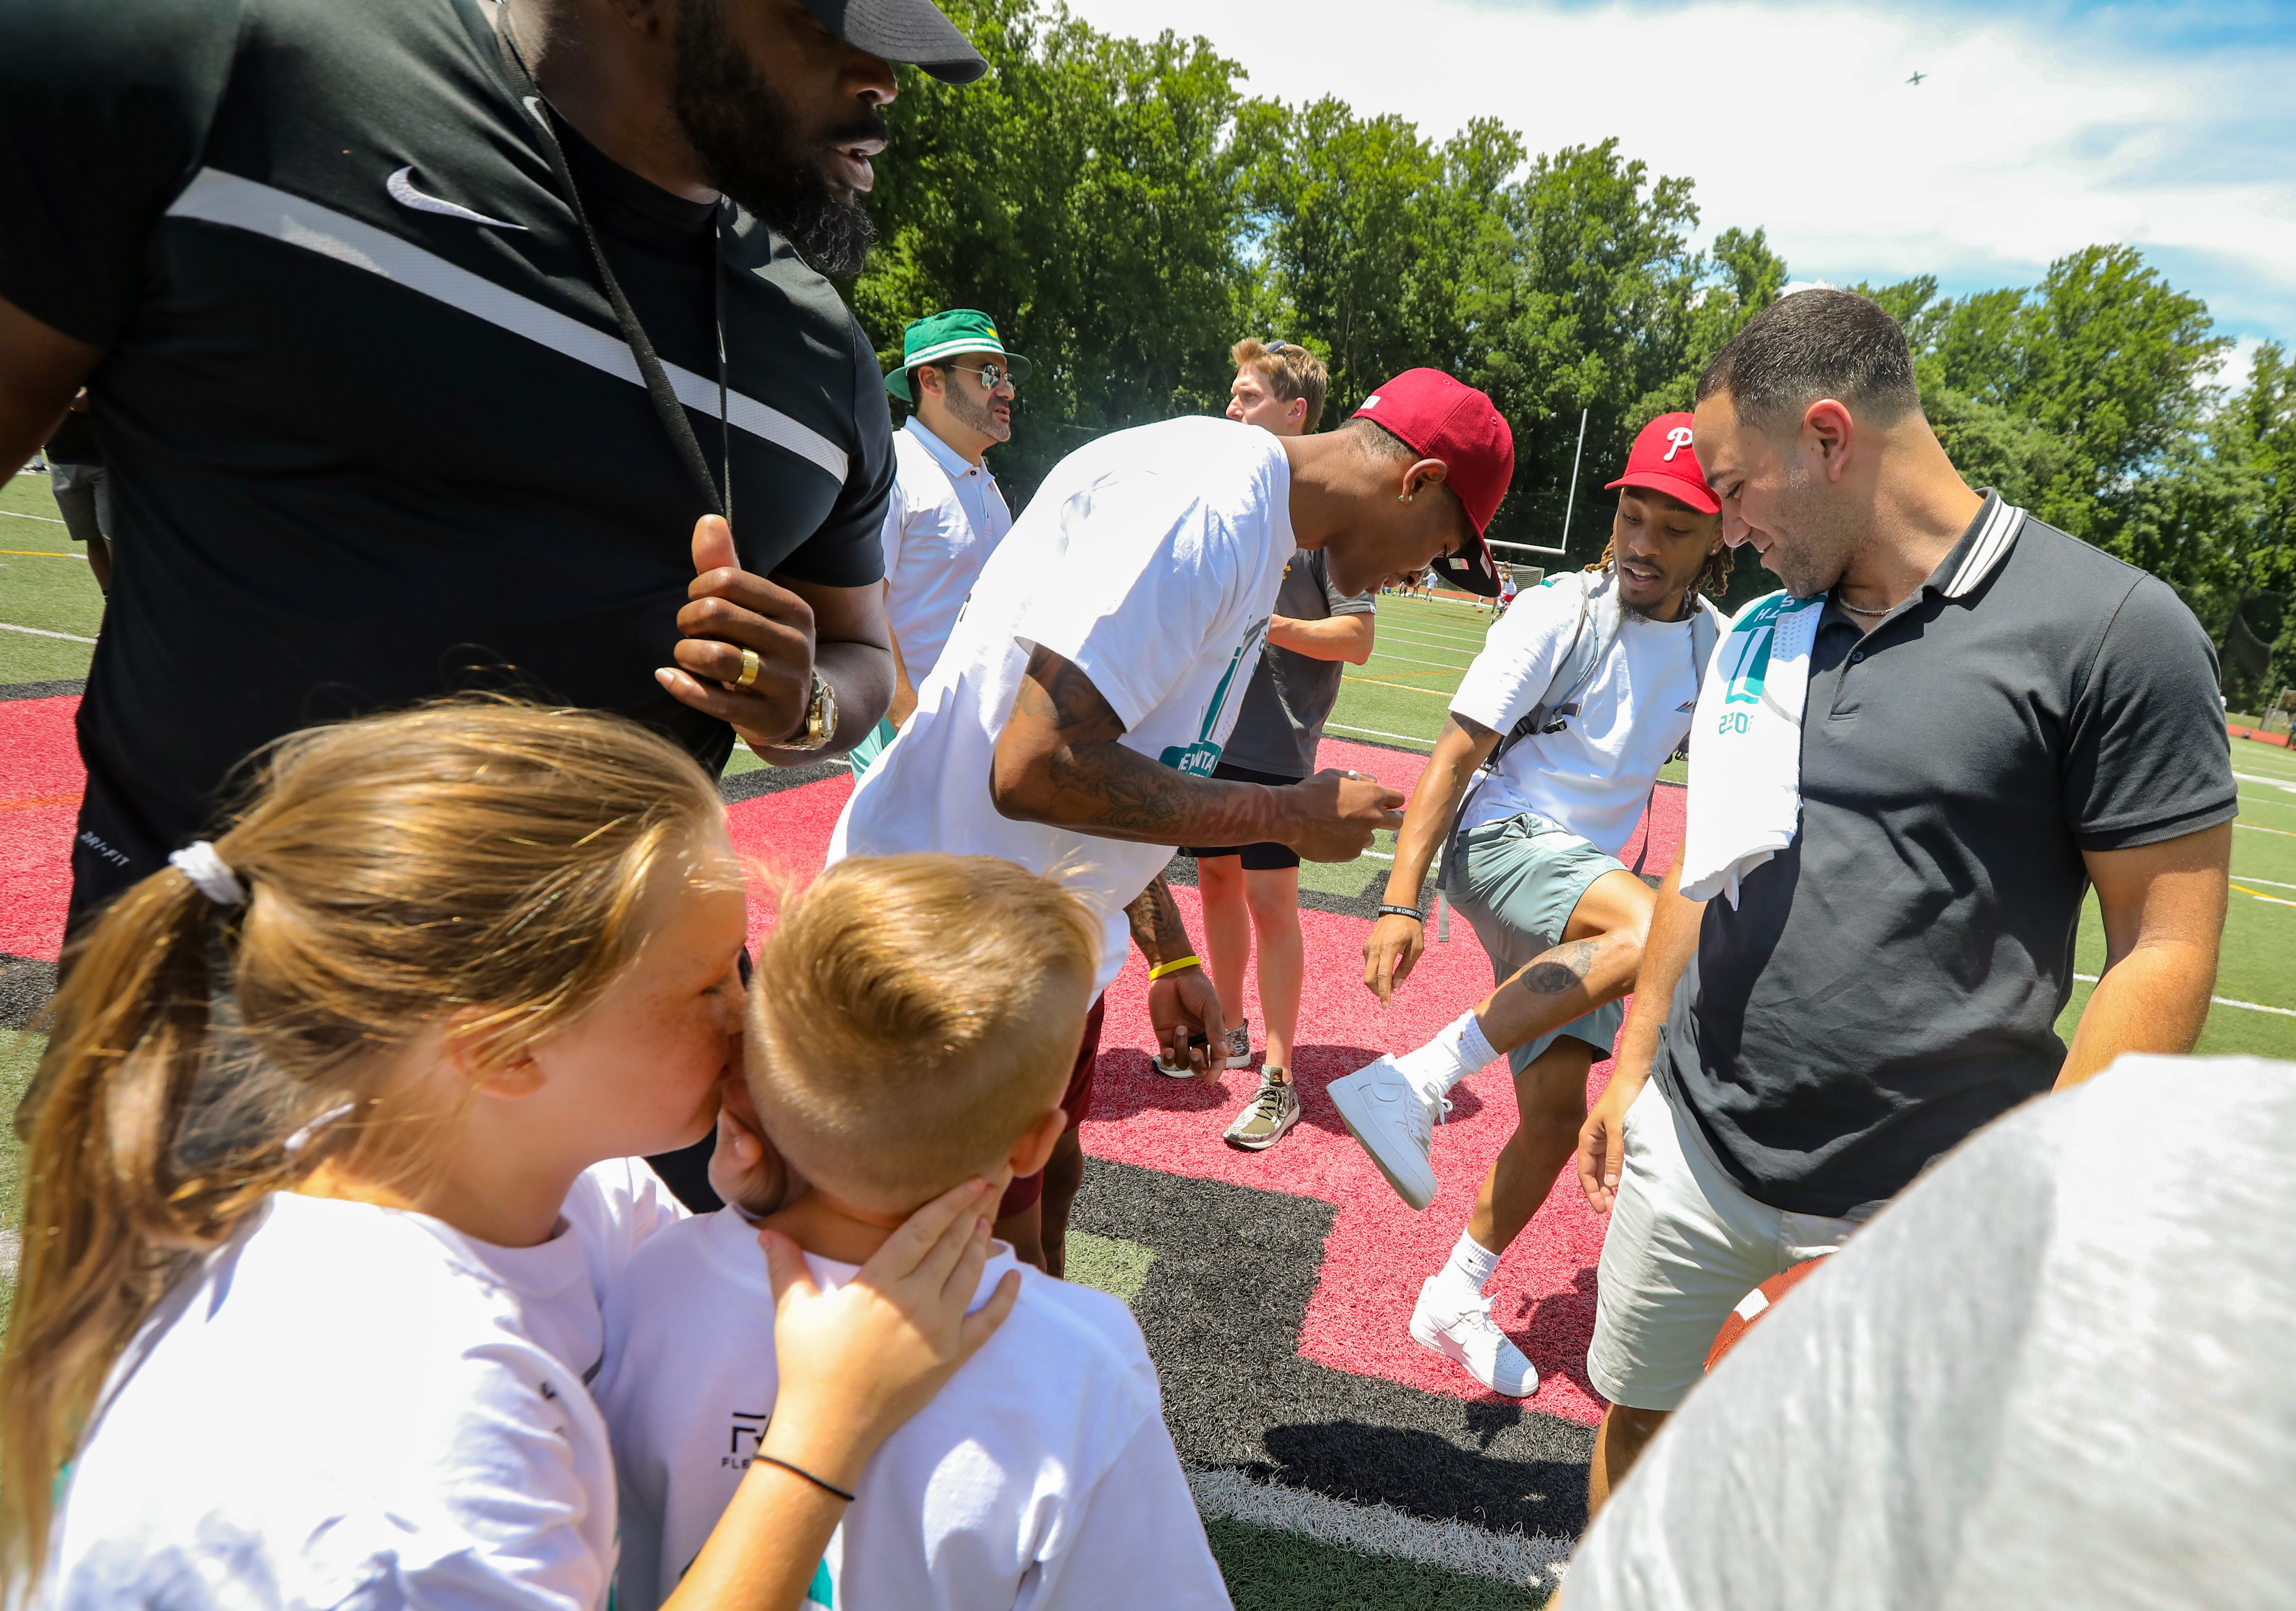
top-left (1445, 809), bottom-right (1627, 1074)
top-left (48, 461), bottom-right (114, 545)
top-left (1588, 1077), bottom-right (1861, 1410)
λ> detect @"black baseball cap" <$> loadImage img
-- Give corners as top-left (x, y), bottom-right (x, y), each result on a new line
top-left (799, 0), bottom-right (988, 83)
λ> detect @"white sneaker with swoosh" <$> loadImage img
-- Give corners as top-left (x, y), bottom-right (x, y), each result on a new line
top-left (385, 166), bottom-right (526, 230)
top-left (1410, 1275), bottom-right (1538, 1397)
top-left (1327, 1055), bottom-right (1445, 1210)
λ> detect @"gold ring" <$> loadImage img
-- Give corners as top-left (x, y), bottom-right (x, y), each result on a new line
top-left (734, 648), bottom-right (761, 689)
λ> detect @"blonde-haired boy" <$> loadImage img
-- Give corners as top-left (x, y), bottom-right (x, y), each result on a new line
top-left (596, 855), bottom-right (1231, 1611)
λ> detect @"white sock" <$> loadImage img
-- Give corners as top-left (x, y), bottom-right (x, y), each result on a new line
top-left (1442, 1228), bottom-right (1500, 1297)
top-left (1393, 1010), bottom-right (1499, 1101)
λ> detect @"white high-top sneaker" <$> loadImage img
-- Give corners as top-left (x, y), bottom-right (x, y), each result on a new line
top-left (1326, 1054), bottom-right (1446, 1210)
top-left (1410, 1275), bottom-right (1538, 1398)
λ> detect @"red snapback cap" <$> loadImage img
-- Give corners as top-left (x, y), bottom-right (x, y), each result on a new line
top-left (1351, 369), bottom-right (1515, 597)
top-left (1605, 412), bottom-right (1719, 515)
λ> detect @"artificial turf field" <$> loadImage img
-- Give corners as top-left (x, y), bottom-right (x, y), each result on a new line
top-left (4, 463), bottom-right (2295, 1603)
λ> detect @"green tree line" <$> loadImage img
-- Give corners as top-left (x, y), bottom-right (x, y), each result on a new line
top-left (851, 0), bottom-right (2296, 703)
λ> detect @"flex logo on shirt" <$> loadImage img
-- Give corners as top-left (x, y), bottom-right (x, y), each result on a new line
top-left (725, 1408), bottom-right (768, 1468)
top-left (1161, 617), bottom-right (1270, 775)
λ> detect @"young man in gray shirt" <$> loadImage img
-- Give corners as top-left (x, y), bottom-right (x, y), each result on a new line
top-left (1173, 339), bottom-right (1376, 1151)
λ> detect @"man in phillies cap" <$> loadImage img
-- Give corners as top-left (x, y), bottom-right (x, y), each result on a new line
top-left (833, 368), bottom-right (1512, 1274)
top-left (1329, 411), bottom-right (1731, 1402)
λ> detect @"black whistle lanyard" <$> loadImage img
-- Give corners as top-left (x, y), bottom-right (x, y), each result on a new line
top-left (497, 25), bottom-right (734, 536)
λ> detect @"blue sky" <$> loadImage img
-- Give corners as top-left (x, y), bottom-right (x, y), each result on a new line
top-left (1069, 0), bottom-right (2296, 391)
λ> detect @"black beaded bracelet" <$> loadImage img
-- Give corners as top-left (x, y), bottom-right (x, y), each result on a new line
top-left (756, 1454), bottom-right (857, 1503)
top-left (1376, 904), bottom-right (1425, 922)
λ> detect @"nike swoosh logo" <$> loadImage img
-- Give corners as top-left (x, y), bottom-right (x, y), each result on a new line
top-left (385, 166), bottom-right (526, 230)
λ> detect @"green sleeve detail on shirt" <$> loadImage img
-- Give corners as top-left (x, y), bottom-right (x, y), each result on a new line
top-left (807, 1557), bottom-right (835, 1606)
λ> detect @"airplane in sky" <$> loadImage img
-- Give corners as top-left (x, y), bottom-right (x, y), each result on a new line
top-left (1906, 70), bottom-right (1927, 85)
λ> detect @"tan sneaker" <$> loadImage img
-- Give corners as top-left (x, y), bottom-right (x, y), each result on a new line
top-left (1223, 1069), bottom-right (1301, 1151)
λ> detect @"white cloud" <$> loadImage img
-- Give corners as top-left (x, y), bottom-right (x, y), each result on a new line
top-left (2211, 333), bottom-right (2270, 402)
top-left (1065, 0), bottom-right (2296, 339)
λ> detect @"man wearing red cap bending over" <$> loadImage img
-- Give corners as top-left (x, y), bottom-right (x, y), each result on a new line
top-left (1329, 413), bottom-right (1730, 1399)
top-left (833, 369), bottom-right (1515, 1275)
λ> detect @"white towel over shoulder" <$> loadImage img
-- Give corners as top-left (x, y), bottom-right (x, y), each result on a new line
top-left (1680, 590), bottom-right (1829, 906)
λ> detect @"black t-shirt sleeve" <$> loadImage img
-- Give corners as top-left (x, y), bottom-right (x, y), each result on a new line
top-left (2061, 573), bottom-right (2238, 850)
top-left (0, 0), bottom-right (238, 345)
top-left (768, 312), bottom-right (893, 590)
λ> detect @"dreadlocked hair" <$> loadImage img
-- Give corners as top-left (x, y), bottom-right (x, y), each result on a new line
top-left (1586, 537), bottom-right (1735, 602)
top-left (0, 698), bottom-right (727, 1602)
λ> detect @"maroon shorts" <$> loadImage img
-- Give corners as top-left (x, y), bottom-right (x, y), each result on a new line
top-left (996, 993), bottom-right (1106, 1220)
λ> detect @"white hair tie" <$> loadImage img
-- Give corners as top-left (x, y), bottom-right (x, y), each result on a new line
top-left (168, 841), bottom-right (248, 906)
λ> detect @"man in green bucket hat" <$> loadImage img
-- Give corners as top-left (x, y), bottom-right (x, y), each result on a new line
top-left (851, 309), bottom-right (1036, 775)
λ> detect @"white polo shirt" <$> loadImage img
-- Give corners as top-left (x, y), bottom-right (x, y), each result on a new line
top-left (883, 415), bottom-right (1014, 685)
top-left (831, 416), bottom-right (1296, 994)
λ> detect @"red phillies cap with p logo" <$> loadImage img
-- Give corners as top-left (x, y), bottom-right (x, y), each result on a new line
top-left (1604, 412), bottom-right (1719, 515)
top-left (1351, 369), bottom-right (1515, 597)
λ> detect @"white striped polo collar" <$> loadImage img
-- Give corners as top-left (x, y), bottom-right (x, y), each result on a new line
top-left (1939, 491), bottom-right (2026, 599)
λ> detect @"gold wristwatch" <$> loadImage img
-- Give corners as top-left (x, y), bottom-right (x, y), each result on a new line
top-left (783, 669), bottom-right (837, 751)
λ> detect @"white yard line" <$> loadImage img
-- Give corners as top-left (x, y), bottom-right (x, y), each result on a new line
top-left (0, 620), bottom-right (96, 644)
top-left (1327, 721), bottom-right (1436, 748)
top-left (2233, 770), bottom-right (2296, 793)
top-left (2075, 975), bottom-right (2296, 1018)
top-left (1363, 649), bottom-right (1473, 673)
top-left (1186, 1466), bottom-right (1571, 1593)
top-left (0, 507), bottom-right (67, 525)
top-left (1368, 633), bottom-right (1479, 656)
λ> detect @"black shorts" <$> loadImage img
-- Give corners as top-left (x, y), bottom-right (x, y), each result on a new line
top-left (1180, 761), bottom-right (1304, 871)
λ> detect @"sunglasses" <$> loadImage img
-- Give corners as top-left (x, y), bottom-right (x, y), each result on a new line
top-left (944, 361), bottom-right (1017, 393)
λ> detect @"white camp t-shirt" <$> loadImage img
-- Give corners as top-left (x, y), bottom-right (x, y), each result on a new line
top-left (1451, 571), bottom-right (1708, 856)
top-left (595, 1207), bottom-right (1232, 1611)
top-left (47, 1159), bottom-right (687, 1610)
top-left (883, 416), bottom-right (1014, 685)
top-left (831, 416), bottom-right (1297, 993)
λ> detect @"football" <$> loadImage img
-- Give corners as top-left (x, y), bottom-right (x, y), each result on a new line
top-left (1704, 1255), bottom-right (1828, 1371)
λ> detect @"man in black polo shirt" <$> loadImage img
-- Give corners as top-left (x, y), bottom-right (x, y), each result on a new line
top-left (1573, 289), bottom-right (2235, 1511)
top-left (0, 0), bottom-right (986, 927)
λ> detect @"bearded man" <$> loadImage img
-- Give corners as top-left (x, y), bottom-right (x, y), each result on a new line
top-left (847, 309), bottom-right (1029, 776)
top-left (0, 0), bottom-right (985, 938)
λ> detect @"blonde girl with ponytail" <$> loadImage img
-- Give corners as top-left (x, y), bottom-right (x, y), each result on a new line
top-left (1, 700), bottom-right (1015, 1611)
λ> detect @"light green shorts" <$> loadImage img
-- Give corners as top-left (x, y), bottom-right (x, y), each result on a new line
top-left (1444, 810), bottom-right (1628, 1074)
top-left (845, 715), bottom-right (899, 778)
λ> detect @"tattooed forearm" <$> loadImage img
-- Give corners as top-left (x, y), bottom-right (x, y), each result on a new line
top-left (1519, 938), bottom-right (1599, 997)
top-left (1124, 877), bottom-right (1194, 966)
top-left (995, 645), bottom-right (1301, 845)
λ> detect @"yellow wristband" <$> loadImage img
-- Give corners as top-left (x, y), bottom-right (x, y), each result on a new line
top-left (1147, 955), bottom-right (1201, 981)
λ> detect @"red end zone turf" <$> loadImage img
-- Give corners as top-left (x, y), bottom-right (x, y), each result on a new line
top-left (0, 695), bottom-right (87, 961)
top-left (9, 708), bottom-right (1673, 1431)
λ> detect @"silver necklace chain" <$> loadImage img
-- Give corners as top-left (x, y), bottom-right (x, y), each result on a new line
top-left (1834, 590), bottom-right (1900, 617)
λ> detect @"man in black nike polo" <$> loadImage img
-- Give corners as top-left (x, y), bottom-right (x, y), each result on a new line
top-left (0, 0), bottom-right (986, 929)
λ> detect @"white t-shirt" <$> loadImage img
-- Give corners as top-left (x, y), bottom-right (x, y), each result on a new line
top-left (1565, 1053), bottom-right (2296, 1611)
top-left (47, 1159), bottom-right (687, 1610)
top-left (595, 1207), bottom-right (1232, 1611)
top-left (1451, 571), bottom-right (1707, 855)
top-left (831, 416), bottom-right (1297, 993)
top-left (883, 416), bottom-right (1014, 686)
